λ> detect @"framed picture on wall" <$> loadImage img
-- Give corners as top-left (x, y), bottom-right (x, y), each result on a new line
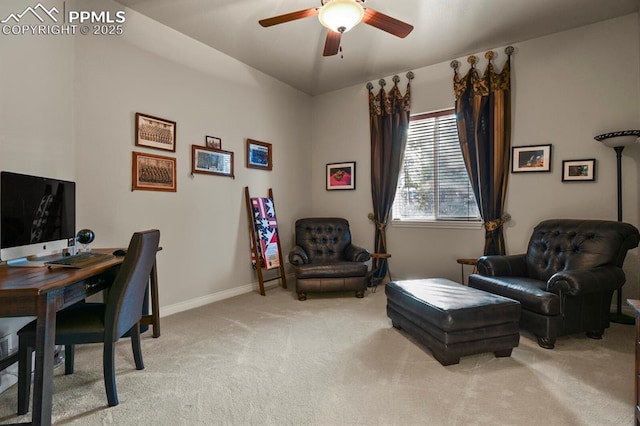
top-left (135, 113), bottom-right (176, 152)
top-left (205, 135), bottom-right (222, 149)
top-left (191, 145), bottom-right (234, 178)
top-left (246, 139), bottom-right (272, 170)
top-left (132, 151), bottom-right (177, 192)
top-left (326, 161), bottom-right (356, 190)
top-left (511, 144), bottom-right (552, 173)
top-left (562, 159), bottom-right (596, 182)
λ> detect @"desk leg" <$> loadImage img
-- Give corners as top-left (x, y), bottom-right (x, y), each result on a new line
top-left (149, 261), bottom-right (160, 338)
top-left (32, 294), bottom-right (57, 426)
top-left (140, 260), bottom-right (161, 338)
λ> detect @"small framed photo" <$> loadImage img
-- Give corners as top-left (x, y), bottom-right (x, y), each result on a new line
top-left (562, 159), bottom-right (596, 182)
top-left (246, 139), bottom-right (272, 170)
top-left (512, 144), bottom-right (552, 173)
top-left (326, 161), bottom-right (356, 190)
top-left (191, 145), bottom-right (234, 178)
top-left (205, 135), bottom-right (222, 149)
top-left (135, 113), bottom-right (176, 152)
top-left (132, 151), bottom-right (177, 192)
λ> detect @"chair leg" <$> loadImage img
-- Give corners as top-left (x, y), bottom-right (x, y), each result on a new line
top-left (536, 335), bottom-right (556, 349)
top-left (64, 344), bottom-right (75, 375)
top-left (130, 324), bottom-right (144, 370)
top-left (586, 329), bottom-right (604, 339)
top-left (103, 341), bottom-right (119, 407)
top-left (17, 336), bottom-right (33, 415)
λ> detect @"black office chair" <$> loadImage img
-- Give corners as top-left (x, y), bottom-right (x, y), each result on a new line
top-left (17, 229), bottom-right (160, 413)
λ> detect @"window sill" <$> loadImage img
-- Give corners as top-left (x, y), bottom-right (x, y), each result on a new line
top-left (391, 220), bottom-right (483, 230)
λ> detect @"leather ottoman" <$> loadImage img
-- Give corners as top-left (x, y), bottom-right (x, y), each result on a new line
top-left (385, 278), bottom-right (521, 366)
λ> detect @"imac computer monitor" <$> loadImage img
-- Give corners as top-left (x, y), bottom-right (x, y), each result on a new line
top-left (0, 171), bottom-right (76, 267)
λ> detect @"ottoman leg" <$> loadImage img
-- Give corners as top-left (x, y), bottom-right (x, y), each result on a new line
top-left (355, 290), bottom-right (365, 298)
top-left (432, 350), bottom-right (460, 366)
top-left (494, 349), bottom-right (513, 358)
top-left (297, 292), bottom-right (307, 301)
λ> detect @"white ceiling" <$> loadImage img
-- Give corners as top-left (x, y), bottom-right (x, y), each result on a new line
top-left (115, 0), bottom-right (640, 96)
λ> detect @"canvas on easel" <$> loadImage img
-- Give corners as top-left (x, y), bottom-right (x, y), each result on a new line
top-left (244, 187), bottom-right (287, 295)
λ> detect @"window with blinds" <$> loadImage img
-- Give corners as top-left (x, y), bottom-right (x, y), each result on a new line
top-left (392, 109), bottom-right (481, 222)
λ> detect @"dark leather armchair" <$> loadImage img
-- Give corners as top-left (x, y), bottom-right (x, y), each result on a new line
top-left (289, 218), bottom-right (371, 301)
top-left (17, 229), bottom-right (160, 412)
top-left (469, 219), bottom-right (639, 349)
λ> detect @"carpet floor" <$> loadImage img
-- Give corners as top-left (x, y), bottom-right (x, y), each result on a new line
top-left (0, 285), bottom-right (634, 425)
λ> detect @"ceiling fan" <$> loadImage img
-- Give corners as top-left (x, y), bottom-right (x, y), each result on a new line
top-left (259, 0), bottom-right (414, 57)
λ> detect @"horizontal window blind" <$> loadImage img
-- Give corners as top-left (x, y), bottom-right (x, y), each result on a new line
top-left (393, 110), bottom-right (480, 221)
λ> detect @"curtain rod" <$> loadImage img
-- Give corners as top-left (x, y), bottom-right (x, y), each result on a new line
top-left (451, 46), bottom-right (514, 70)
top-left (366, 71), bottom-right (414, 90)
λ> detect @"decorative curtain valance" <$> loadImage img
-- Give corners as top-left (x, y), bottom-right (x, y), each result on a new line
top-left (367, 72), bottom-right (413, 277)
top-left (451, 47), bottom-right (513, 255)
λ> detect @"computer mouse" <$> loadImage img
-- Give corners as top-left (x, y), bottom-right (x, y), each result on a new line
top-left (112, 249), bottom-right (127, 256)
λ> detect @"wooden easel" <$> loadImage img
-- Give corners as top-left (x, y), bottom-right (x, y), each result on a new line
top-left (244, 187), bottom-right (287, 296)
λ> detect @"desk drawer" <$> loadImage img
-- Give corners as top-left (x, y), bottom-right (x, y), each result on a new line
top-left (62, 267), bottom-right (117, 307)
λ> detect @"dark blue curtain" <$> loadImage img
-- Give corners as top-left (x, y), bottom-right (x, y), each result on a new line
top-left (452, 48), bottom-right (513, 255)
top-left (367, 73), bottom-right (412, 277)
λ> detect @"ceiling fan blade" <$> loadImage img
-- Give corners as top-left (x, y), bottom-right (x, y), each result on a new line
top-left (362, 8), bottom-right (414, 38)
top-left (323, 30), bottom-right (342, 56)
top-left (259, 8), bottom-right (319, 27)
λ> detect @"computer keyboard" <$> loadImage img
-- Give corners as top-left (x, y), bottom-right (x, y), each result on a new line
top-left (45, 252), bottom-right (114, 269)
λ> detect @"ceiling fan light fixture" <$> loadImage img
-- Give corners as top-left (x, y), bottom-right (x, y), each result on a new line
top-left (318, 0), bottom-right (364, 33)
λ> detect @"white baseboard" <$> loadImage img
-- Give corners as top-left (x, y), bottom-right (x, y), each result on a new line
top-left (159, 274), bottom-right (294, 318)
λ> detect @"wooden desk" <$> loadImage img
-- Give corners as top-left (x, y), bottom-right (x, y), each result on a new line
top-left (0, 248), bottom-right (160, 426)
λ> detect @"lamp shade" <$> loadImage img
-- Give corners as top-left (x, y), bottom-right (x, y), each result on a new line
top-left (318, 0), bottom-right (364, 33)
top-left (594, 130), bottom-right (640, 148)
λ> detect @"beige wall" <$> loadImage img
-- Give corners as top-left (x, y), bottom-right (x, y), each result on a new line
top-left (1, 0), bottom-right (313, 316)
top-left (73, 3), bottom-right (314, 313)
top-left (310, 14), bottom-right (640, 311)
top-left (0, 0), bottom-right (78, 384)
top-left (0, 4), bottom-right (75, 181)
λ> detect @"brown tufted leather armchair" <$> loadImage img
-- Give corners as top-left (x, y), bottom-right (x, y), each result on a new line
top-left (469, 219), bottom-right (639, 349)
top-left (289, 218), bottom-right (371, 301)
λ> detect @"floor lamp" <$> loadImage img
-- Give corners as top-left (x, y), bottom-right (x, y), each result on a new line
top-left (594, 129), bottom-right (640, 324)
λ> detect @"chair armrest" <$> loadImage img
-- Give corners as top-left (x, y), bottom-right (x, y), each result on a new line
top-left (344, 244), bottom-right (371, 262)
top-left (546, 266), bottom-right (626, 296)
top-left (288, 245), bottom-right (309, 266)
top-left (476, 254), bottom-right (527, 276)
